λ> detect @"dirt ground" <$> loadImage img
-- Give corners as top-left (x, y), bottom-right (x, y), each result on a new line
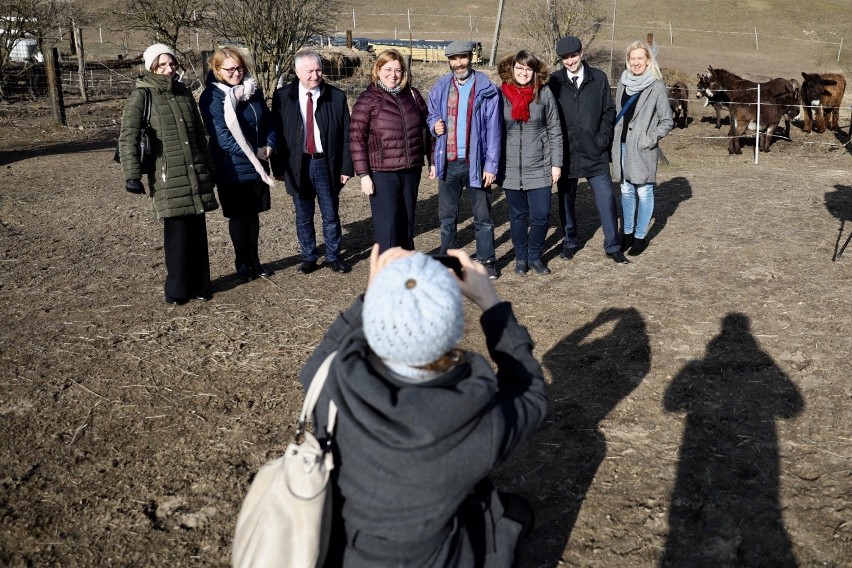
top-left (1, 64), bottom-right (851, 567)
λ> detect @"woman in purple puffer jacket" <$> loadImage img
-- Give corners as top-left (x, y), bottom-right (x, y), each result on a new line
top-left (350, 49), bottom-right (430, 251)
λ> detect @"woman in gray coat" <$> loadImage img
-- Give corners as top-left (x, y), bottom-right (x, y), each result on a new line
top-left (611, 40), bottom-right (673, 256)
top-left (497, 50), bottom-right (563, 275)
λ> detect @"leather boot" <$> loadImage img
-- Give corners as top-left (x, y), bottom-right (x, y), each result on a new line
top-left (621, 233), bottom-right (635, 252)
top-left (628, 237), bottom-right (647, 256)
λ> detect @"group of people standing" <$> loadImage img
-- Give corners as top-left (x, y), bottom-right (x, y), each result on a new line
top-left (116, 35), bottom-right (674, 566)
top-left (118, 35), bottom-right (672, 304)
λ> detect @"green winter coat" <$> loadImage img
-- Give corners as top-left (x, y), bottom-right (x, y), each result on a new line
top-left (119, 71), bottom-right (218, 218)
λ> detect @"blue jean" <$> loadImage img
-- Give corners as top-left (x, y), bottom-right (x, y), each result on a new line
top-left (556, 173), bottom-right (621, 253)
top-left (292, 156), bottom-right (342, 261)
top-left (504, 187), bottom-right (551, 261)
top-left (438, 160), bottom-right (496, 262)
top-left (619, 143), bottom-right (655, 239)
top-left (370, 168), bottom-right (421, 252)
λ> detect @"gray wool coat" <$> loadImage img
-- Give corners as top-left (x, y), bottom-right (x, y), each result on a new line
top-left (301, 296), bottom-right (547, 567)
top-left (498, 86), bottom-right (563, 191)
top-left (610, 79), bottom-right (673, 185)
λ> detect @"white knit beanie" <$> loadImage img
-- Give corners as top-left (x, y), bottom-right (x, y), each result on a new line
top-left (363, 253), bottom-right (464, 368)
top-left (143, 43), bottom-right (176, 71)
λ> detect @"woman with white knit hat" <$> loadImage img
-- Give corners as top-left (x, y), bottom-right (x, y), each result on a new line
top-left (118, 43), bottom-right (218, 305)
top-left (297, 244), bottom-right (548, 566)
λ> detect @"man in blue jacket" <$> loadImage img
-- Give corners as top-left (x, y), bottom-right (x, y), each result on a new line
top-left (548, 36), bottom-right (629, 264)
top-left (428, 41), bottom-right (503, 278)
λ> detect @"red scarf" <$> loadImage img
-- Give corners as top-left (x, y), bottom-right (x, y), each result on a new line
top-left (501, 83), bottom-right (536, 122)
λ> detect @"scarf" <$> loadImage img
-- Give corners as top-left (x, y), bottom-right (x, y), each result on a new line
top-left (446, 76), bottom-right (476, 162)
top-left (214, 78), bottom-right (275, 188)
top-left (501, 83), bottom-right (536, 122)
top-left (620, 68), bottom-right (656, 95)
top-left (378, 81), bottom-right (403, 96)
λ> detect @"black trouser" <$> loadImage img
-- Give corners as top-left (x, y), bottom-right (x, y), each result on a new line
top-left (229, 213), bottom-right (261, 270)
top-left (163, 214), bottom-right (211, 300)
top-left (370, 168), bottom-right (421, 252)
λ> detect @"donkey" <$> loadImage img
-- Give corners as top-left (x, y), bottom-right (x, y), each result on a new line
top-left (668, 81), bottom-right (689, 129)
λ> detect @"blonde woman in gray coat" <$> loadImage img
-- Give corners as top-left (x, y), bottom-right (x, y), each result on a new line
top-left (611, 40), bottom-right (673, 256)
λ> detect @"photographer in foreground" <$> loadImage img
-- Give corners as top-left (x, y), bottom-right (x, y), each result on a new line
top-left (300, 245), bottom-right (547, 566)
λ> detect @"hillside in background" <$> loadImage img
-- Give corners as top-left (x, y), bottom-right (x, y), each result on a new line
top-left (71, 0), bottom-right (852, 78)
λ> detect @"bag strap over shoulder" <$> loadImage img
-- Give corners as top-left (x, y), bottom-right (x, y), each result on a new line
top-left (297, 351), bottom-right (339, 441)
top-left (142, 88), bottom-right (152, 126)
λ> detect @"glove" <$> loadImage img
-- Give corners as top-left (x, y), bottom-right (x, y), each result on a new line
top-left (125, 179), bottom-right (145, 194)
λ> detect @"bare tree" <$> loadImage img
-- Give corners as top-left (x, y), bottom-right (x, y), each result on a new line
top-left (516, 0), bottom-right (604, 65)
top-left (125, 0), bottom-right (210, 54)
top-left (206, 0), bottom-right (342, 99)
top-left (0, 0), bottom-right (68, 99)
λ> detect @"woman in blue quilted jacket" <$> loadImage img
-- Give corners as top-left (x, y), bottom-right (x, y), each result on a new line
top-left (200, 46), bottom-right (277, 282)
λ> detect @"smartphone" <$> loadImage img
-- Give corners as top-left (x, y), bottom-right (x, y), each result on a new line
top-left (430, 254), bottom-right (463, 279)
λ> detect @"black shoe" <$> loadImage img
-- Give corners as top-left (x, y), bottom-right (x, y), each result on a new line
top-left (236, 264), bottom-right (257, 282)
top-left (528, 259), bottom-right (551, 275)
top-left (165, 294), bottom-right (188, 305)
top-left (559, 247), bottom-right (577, 260)
top-left (298, 260), bottom-right (318, 274)
top-left (253, 262), bottom-right (274, 278)
top-left (621, 233), bottom-right (635, 252)
top-left (628, 237), bottom-right (647, 256)
top-left (482, 262), bottom-right (500, 279)
top-left (193, 291), bottom-right (212, 301)
top-left (514, 260), bottom-right (528, 275)
top-left (328, 259), bottom-right (350, 273)
top-left (607, 250), bottom-right (631, 264)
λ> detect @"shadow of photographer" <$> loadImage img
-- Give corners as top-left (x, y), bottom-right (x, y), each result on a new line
top-left (511, 307), bottom-right (650, 566)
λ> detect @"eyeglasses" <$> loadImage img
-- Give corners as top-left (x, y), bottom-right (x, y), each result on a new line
top-left (222, 66), bottom-right (245, 75)
top-left (156, 62), bottom-right (179, 69)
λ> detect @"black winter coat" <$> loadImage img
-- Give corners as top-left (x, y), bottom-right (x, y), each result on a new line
top-left (349, 83), bottom-right (429, 175)
top-left (270, 79), bottom-right (354, 199)
top-left (547, 63), bottom-right (616, 178)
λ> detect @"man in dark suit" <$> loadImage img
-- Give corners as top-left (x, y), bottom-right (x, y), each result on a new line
top-left (548, 36), bottom-right (629, 264)
top-left (271, 50), bottom-right (353, 274)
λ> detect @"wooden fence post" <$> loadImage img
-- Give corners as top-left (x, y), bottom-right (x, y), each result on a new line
top-left (73, 23), bottom-right (88, 103)
top-left (45, 47), bottom-right (67, 126)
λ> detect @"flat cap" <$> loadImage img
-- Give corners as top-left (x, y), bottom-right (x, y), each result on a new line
top-left (445, 40), bottom-right (475, 58)
top-left (556, 36), bottom-right (583, 57)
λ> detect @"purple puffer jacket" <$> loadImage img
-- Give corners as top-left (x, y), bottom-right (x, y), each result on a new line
top-left (427, 71), bottom-right (503, 188)
top-left (350, 84), bottom-right (429, 175)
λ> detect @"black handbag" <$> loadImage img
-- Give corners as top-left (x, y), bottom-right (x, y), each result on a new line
top-left (114, 88), bottom-right (154, 175)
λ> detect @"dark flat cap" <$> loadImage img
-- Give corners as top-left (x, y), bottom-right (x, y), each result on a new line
top-left (445, 40), bottom-right (475, 57)
top-left (556, 36), bottom-right (582, 56)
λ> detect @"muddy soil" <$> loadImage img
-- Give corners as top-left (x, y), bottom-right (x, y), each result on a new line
top-left (1, 78), bottom-right (850, 567)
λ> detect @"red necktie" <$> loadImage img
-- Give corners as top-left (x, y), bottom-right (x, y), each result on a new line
top-left (306, 92), bottom-right (317, 154)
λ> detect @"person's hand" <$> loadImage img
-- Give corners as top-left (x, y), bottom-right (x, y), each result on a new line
top-left (428, 165), bottom-right (436, 180)
top-left (482, 171), bottom-right (496, 188)
top-left (125, 179), bottom-right (145, 194)
top-left (367, 244), bottom-right (414, 289)
top-left (434, 119), bottom-right (446, 136)
top-left (340, 175), bottom-right (351, 185)
top-left (446, 249), bottom-right (500, 311)
top-left (360, 175), bottom-right (375, 196)
top-left (255, 146), bottom-right (271, 161)
top-left (551, 166), bottom-right (562, 185)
